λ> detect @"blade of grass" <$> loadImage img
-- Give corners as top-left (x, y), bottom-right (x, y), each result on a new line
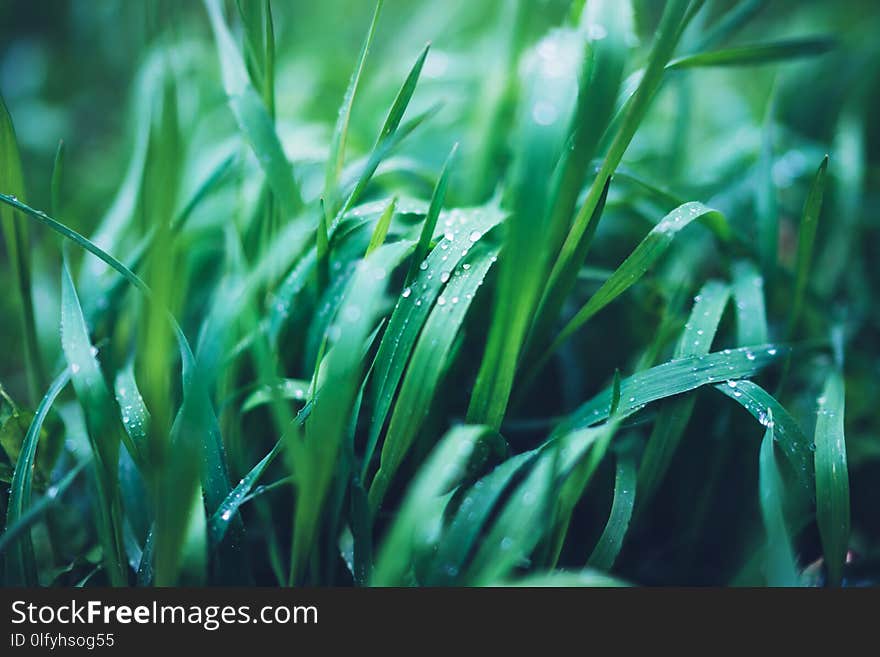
top-left (788, 155), bottom-right (828, 336)
top-left (404, 143), bottom-right (457, 284)
top-left (0, 457), bottom-right (90, 558)
top-left (587, 445), bottom-right (637, 570)
top-left (61, 260), bottom-right (128, 586)
top-left (814, 369), bottom-right (849, 586)
top-left (369, 242), bottom-right (499, 511)
top-left (527, 202), bottom-right (729, 384)
top-left (758, 410), bottom-right (800, 586)
top-left (554, 342), bottom-right (787, 437)
top-left (365, 197), bottom-right (397, 257)
top-left (364, 203), bottom-right (505, 480)
top-left (668, 37), bottom-right (835, 69)
top-left (637, 279), bottom-right (730, 506)
top-left (3, 368), bottom-right (70, 585)
top-left (324, 0), bottom-right (383, 216)
top-left (0, 96), bottom-right (44, 403)
top-left (538, 0), bottom-right (692, 361)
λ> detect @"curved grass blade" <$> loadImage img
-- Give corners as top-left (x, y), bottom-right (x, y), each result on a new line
top-left (587, 447), bottom-right (637, 570)
top-left (3, 368), bottom-right (70, 585)
top-left (668, 37), bottom-right (835, 69)
top-left (758, 411), bottom-right (800, 586)
top-left (113, 361), bottom-right (150, 463)
top-left (637, 280), bottom-right (730, 505)
top-left (540, 0), bottom-right (692, 354)
top-left (554, 343), bottom-right (786, 437)
top-left (535, 202), bottom-right (730, 375)
top-left (209, 438), bottom-right (284, 546)
top-left (368, 242), bottom-right (499, 511)
top-left (241, 378), bottom-right (309, 413)
top-left (714, 379), bottom-right (812, 499)
top-left (364, 204), bottom-right (505, 479)
top-left (814, 369), bottom-right (849, 586)
top-left (371, 425), bottom-right (501, 586)
top-left (61, 260), bottom-right (128, 586)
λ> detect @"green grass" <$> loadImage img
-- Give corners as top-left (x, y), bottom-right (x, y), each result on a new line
top-left (0, 0), bottom-right (877, 587)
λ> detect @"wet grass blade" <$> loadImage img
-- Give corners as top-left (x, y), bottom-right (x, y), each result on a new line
top-left (60, 261), bottom-right (128, 586)
top-left (405, 144), bottom-right (457, 284)
top-left (714, 379), bottom-right (813, 500)
top-left (637, 279), bottom-right (730, 506)
top-left (814, 369), bottom-right (849, 586)
top-left (369, 242), bottom-right (499, 511)
top-left (587, 446), bottom-right (637, 571)
top-left (3, 368), bottom-right (70, 585)
top-left (554, 343), bottom-right (786, 437)
top-left (758, 411), bottom-right (800, 586)
top-left (668, 37), bottom-right (835, 69)
top-left (533, 202), bottom-right (729, 378)
top-left (209, 438), bottom-right (284, 546)
top-left (364, 204), bottom-right (505, 479)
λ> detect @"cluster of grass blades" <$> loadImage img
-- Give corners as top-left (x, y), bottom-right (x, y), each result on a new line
top-left (0, 0), bottom-right (875, 587)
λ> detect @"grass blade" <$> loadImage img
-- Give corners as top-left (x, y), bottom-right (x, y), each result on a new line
top-left (668, 37), bottom-right (835, 69)
top-left (789, 155), bottom-right (828, 336)
top-left (637, 279), bottom-right (730, 505)
top-left (758, 411), bottom-right (799, 586)
top-left (814, 369), bottom-right (849, 586)
top-left (369, 242), bottom-right (499, 511)
top-left (587, 446), bottom-right (637, 571)
top-left (554, 343), bottom-right (786, 437)
top-left (324, 0), bottom-right (383, 215)
top-left (3, 369), bottom-right (70, 585)
top-left (0, 96), bottom-right (44, 403)
top-left (532, 202), bottom-right (729, 379)
top-left (204, 0), bottom-right (301, 216)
